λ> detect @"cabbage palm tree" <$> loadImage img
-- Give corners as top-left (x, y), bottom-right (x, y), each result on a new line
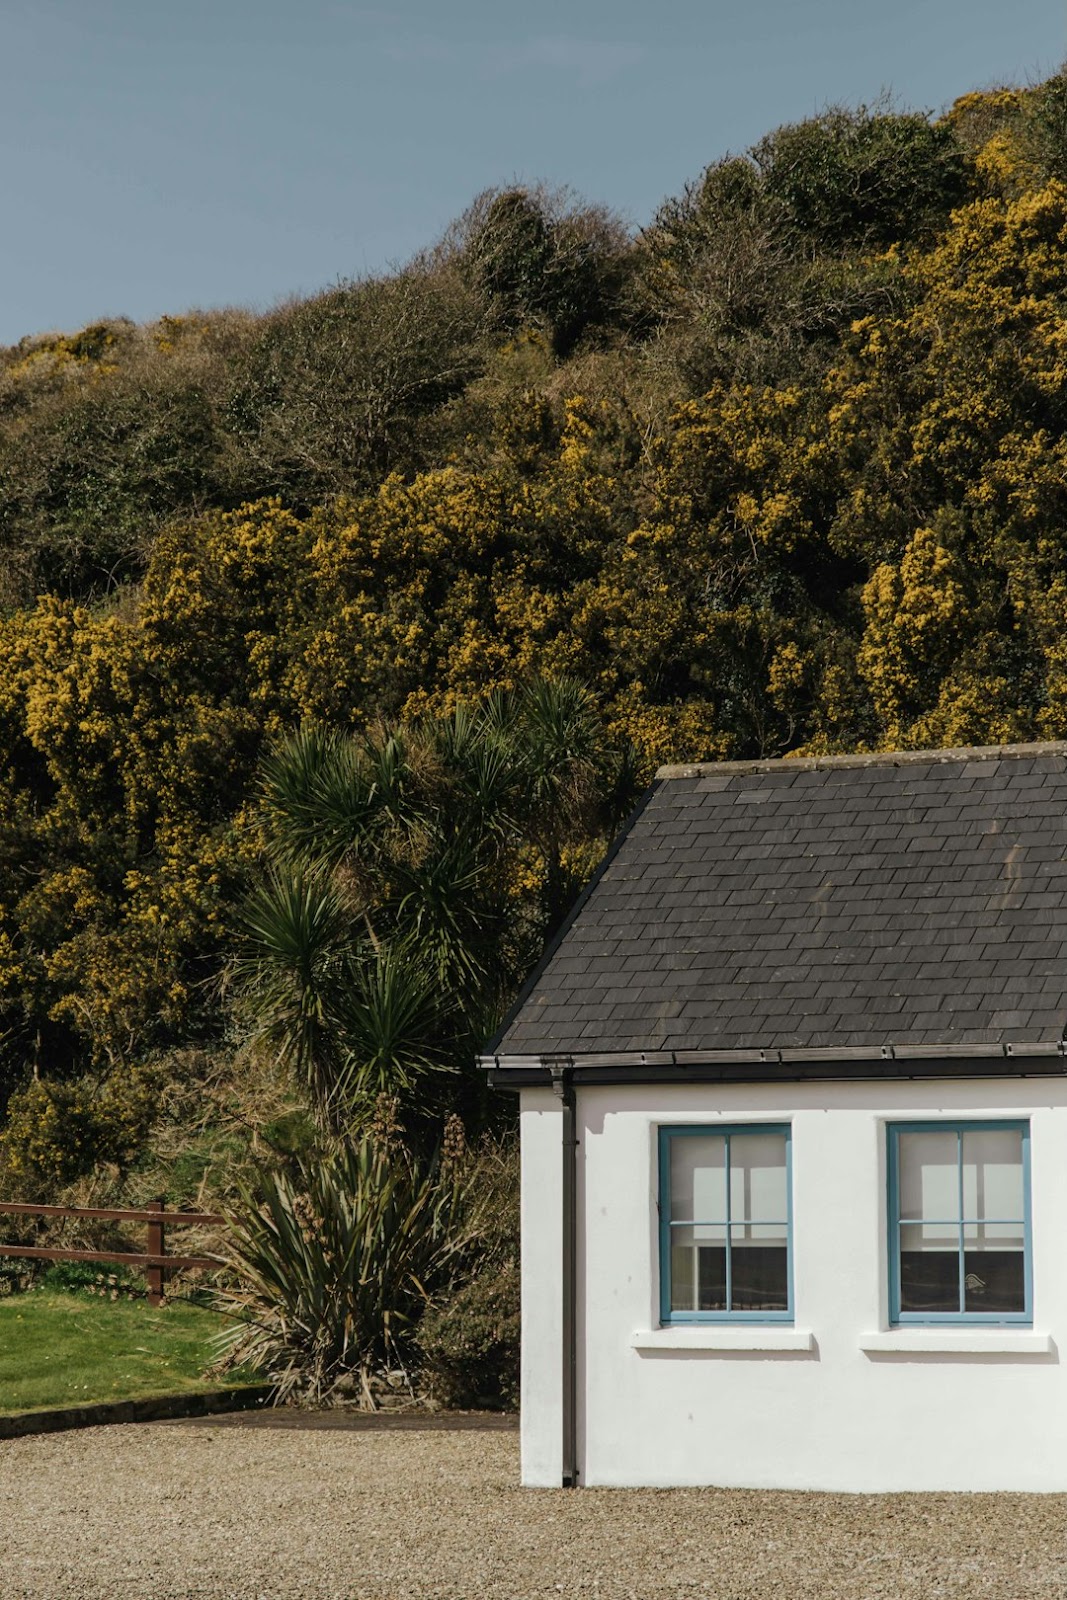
top-left (233, 679), bottom-right (641, 1135)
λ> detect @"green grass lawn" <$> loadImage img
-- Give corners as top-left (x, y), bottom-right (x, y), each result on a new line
top-left (0, 1289), bottom-right (258, 1415)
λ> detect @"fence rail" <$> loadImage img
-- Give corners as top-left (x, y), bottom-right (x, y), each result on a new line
top-left (0, 1199), bottom-right (225, 1305)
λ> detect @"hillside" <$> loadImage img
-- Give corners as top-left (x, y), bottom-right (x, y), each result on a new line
top-left (1, 74), bottom-right (1067, 1140)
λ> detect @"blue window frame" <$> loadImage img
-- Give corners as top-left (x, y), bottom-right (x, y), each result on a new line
top-left (658, 1124), bottom-right (793, 1324)
top-left (887, 1121), bottom-right (1032, 1326)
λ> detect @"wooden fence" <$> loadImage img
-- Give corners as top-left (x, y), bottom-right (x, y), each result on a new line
top-left (0, 1199), bottom-right (224, 1305)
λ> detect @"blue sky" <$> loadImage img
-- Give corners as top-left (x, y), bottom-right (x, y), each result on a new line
top-left (1, 0), bottom-right (1063, 345)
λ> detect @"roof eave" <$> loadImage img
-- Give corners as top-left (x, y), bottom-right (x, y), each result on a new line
top-left (483, 1040), bottom-right (1067, 1089)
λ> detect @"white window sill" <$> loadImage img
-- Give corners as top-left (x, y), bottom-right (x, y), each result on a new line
top-left (860, 1330), bottom-right (1052, 1355)
top-left (632, 1327), bottom-right (815, 1352)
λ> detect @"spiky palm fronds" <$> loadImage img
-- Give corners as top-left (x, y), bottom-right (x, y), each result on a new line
top-left (259, 724), bottom-right (399, 870)
top-left (235, 867), bottom-right (460, 1131)
top-left (234, 863), bottom-right (353, 1122)
top-left (335, 941), bottom-right (458, 1108)
top-left (235, 677), bottom-right (644, 1133)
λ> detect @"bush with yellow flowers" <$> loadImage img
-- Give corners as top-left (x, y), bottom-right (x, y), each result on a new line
top-left (3, 78), bottom-right (1067, 1116)
top-left (0, 1064), bottom-right (159, 1190)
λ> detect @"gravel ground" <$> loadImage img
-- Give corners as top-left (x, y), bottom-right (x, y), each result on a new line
top-left (1, 1421), bottom-right (1065, 1599)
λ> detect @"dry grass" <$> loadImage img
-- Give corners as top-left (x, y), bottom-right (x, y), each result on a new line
top-left (0, 1422), bottom-right (1064, 1598)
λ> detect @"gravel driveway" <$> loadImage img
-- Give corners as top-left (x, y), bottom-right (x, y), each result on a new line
top-left (1, 1419), bottom-right (1065, 1599)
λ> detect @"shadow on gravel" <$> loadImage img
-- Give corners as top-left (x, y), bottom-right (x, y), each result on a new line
top-left (168, 1408), bottom-right (518, 1432)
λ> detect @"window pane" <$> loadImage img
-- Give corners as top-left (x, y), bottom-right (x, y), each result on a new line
top-left (900, 1221), bottom-right (958, 1249)
top-left (899, 1221), bottom-right (960, 1313)
top-left (730, 1220), bottom-right (788, 1247)
top-left (730, 1223), bottom-right (788, 1312)
top-left (670, 1225), bottom-right (727, 1312)
top-left (698, 1246), bottom-right (728, 1311)
top-left (962, 1129), bottom-right (1023, 1221)
top-left (670, 1136), bottom-right (726, 1222)
top-left (664, 1129), bottom-right (791, 1320)
top-left (963, 1222), bottom-right (1025, 1250)
top-left (963, 1222), bottom-right (1025, 1314)
top-left (898, 1131), bottom-right (958, 1221)
top-left (670, 1237), bottom-right (695, 1312)
top-left (729, 1132), bottom-right (788, 1223)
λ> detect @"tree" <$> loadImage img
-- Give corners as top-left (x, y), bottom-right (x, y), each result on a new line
top-left (224, 266), bottom-right (489, 506)
top-left (460, 186), bottom-right (633, 356)
top-left (232, 682), bottom-right (640, 1136)
top-left (753, 103), bottom-right (970, 250)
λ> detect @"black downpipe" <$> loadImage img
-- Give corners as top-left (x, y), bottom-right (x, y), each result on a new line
top-left (552, 1064), bottom-right (578, 1487)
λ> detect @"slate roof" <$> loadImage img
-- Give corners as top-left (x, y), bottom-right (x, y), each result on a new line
top-left (488, 743), bottom-right (1067, 1064)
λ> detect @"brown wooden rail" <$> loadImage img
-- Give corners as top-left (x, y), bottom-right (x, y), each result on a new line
top-left (0, 1199), bottom-right (225, 1305)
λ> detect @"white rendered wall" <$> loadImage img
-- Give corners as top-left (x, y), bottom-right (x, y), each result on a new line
top-left (520, 1076), bottom-right (1067, 1491)
top-left (519, 1089), bottom-right (565, 1486)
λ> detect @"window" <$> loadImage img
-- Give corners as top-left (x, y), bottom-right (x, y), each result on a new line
top-left (887, 1122), bottom-right (1031, 1325)
top-left (659, 1125), bottom-right (792, 1323)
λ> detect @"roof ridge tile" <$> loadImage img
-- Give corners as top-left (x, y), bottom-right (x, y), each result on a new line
top-left (656, 740), bottom-right (1067, 781)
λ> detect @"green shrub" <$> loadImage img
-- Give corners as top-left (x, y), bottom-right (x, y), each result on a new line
top-left (0, 367), bottom-right (225, 600)
top-left (416, 1256), bottom-right (519, 1410)
top-left (753, 104), bottom-right (969, 249)
top-left (38, 1260), bottom-right (142, 1298)
top-left (462, 186), bottom-right (631, 355)
top-left (214, 1135), bottom-right (477, 1404)
top-left (1028, 70), bottom-right (1067, 184)
top-left (225, 267), bottom-right (487, 506)
top-left (415, 1130), bottom-right (519, 1410)
top-left (260, 1107), bottom-right (317, 1158)
top-left (0, 1260), bottom-right (29, 1295)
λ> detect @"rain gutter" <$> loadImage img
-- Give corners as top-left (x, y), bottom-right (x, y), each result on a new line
top-left (484, 1041), bottom-right (1067, 1089)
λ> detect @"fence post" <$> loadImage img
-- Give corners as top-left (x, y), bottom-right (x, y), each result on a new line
top-left (146, 1197), bottom-right (165, 1307)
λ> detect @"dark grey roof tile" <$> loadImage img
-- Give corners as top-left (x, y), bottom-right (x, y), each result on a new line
top-left (495, 748), bottom-right (1067, 1060)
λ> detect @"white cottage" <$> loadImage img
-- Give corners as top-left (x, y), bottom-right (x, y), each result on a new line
top-left (481, 742), bottom-right (1067, 1492)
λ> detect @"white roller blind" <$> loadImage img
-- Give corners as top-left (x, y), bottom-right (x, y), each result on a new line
top-left (670, 1136), bottom-right (726, 1222)
top-left (962, 1128), bottom-right (1023, 1221)
top-left (898, 1130), bottom-right (958, 1221)
top-left (729, 1132), bottom-right (788, 1223)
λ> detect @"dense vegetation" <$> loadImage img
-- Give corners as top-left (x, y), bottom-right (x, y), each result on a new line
top-left (4, 71), bottom-right (1067, 1398)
